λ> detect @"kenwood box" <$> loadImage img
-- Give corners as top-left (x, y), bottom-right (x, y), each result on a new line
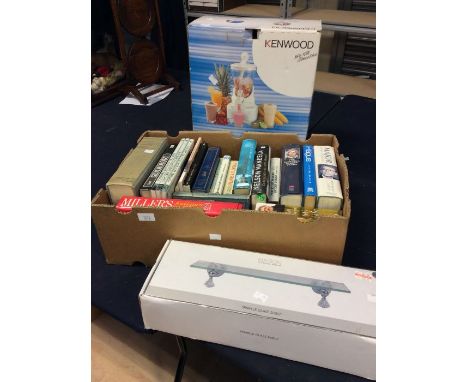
top-left (188, 16), bottom-right (321, 139)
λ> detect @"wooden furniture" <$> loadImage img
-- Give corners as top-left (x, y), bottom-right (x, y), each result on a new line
top-left (92, 0), bottom-right (179, 106)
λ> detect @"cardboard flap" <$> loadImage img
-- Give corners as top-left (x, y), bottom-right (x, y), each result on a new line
top-left (139, 240), bottom-right (171, 297)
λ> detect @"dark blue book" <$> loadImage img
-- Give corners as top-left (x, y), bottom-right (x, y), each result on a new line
top-left (302, 145), bottom-right (317, 208)
top-left (192, 147), bottom-right (221, 193)
top-left (280, 144), bottom-right (303, 207)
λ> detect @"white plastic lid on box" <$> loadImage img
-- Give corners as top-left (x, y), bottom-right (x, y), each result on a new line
top-left (190, 15), bottom-right (322, 32)
top-left (140, 240), bottom-right (376, 379)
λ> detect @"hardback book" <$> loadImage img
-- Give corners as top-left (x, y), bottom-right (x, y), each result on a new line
top-left (176, 137), bottom-right (203, 192)
top-left (115, 196), bottom-right (243, 217)
top-left (233, 139), bottom-right (257, 195)
top-left (210, 155), bottom-right (231, 194)
top-left (182, 141), bottom-right (208, 192)
top-left (268, 157), bottom-right (281, 203)
top-left (172, 191), bottom-right (250, 209)
top-left (280, 144), bottom-right (303, 208)
top-left (302, 145), bottom-right (318, 209)
top-left (192, 147), bottom-right (221, 193)
top-left (140, 144), bottom-right (177, 198)
top-left (222, 160), bottom-right (238, 195)
top-left (251, 145), bottom-right (271, 208)
top-left (164, 139), bottom-right (195, 198)
top-left (314, 145), bottom-right (343, 212)
top-left (255, 202), bottom-right (285, 213)
top-left (106, 137), bottom-right (168, 204)
top-left (153, 139), bottom-right (189, 198)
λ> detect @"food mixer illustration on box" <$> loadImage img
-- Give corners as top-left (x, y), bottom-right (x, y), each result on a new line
top-left (188, 16), bottom-right (322, 139)
top-left (205, 52), bottom-right (288, 130)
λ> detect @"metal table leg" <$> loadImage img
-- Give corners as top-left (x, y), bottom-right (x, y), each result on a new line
top-left (174, 336), bottom-right (188, 382)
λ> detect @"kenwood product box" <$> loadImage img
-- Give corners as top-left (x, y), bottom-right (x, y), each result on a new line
top-left (140, 240), bottom-right (376, 380)
top-left (188, 16), bottom-right (321, 139)
top-left (91, 130), bottom-right (351, 266)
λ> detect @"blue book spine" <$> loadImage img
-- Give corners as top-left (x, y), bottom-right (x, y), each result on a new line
top-left (192, 147), bottom-right (221, 193)
top-left (234, 139), bottom-right (257, 192)
top-left (303, 145), bottom-right (317, 197)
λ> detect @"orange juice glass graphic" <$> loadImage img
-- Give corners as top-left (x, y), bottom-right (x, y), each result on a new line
top-left (263, 103), bottom-right (277, 128)
top-left (208, 86), bottom-right (223, 108)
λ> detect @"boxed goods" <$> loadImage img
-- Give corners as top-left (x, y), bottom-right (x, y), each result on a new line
top-left (91, 130), bottom-right (350, 266)
top-left (140, 240), bottom-right (376, 380)
top-left (188, 16), bottom-right (321, 139)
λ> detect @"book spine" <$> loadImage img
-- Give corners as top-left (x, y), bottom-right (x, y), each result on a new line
top-left (192, 147), bottom-right (221, 193)
top-left (210, 155), bottom-right (231, 194)
top-left (165, 139), bottom-right (195, 198)
top-left (176, 137), bottom-right (202, 192)
top-left (222, 160), bottom-right (238, 195)
top-left (115, 196), bottom-right (242, 216)
top-left (154, 139), bottom-right (188, 198)
top-left (252, 145), bottom-right (270, 202)
top-left (268, 158), bottom-right (281, 203)
top-left (280, 144), bottom-right (303, 196)
top-left (183, 142), bottom-right (208, 192)
top-left (233, 139), bottom-right (257, 193)
top-left (216, 155), bottom-right (231, 194)
top-left (140, 144), bottom-right (176, 195)
top-left (209, 160), bottom-right (223, 194)
top-left (314, 146), bottom-right (343, 199)
top-left (303, 145), bottom-right (317, 197)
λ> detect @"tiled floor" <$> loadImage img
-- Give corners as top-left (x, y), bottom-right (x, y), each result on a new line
top-left (92, 312), bottom-right (257, 382)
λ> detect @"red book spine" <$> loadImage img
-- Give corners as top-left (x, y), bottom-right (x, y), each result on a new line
top-left (116, 196), bottom-right (242, 216)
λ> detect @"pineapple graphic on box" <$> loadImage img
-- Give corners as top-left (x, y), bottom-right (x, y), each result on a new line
top-left (213, 64), bottom-right (231, 125)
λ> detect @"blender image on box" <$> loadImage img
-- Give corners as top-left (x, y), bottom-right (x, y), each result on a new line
top-left (205, 52), bottom-right (287, 129)
top-left (189, 16), bottom-right (322, 138)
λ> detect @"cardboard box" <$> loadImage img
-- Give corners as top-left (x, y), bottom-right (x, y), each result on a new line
top-left (187, 0), bottom-right (246, 13)
top-left (140, 240), bottom-right (375, 380)
top-left (188, 16), bottom-right (321, 139)
top-left (91, 130), bottom-right (350, 266)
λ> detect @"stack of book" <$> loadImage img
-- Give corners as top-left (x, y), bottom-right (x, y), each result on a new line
top-left (106, 137), bottom-right (344, 214)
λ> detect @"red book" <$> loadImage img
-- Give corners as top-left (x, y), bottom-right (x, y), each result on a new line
top-left (116, 196), bottom-right (243, 217)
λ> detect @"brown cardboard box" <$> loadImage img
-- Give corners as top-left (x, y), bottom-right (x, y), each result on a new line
top-left (91, 131), bottom-right (351, 266)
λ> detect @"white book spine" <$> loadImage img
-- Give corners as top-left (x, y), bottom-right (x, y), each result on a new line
top-left (210, 155), bottom-right (231, 194)
top-left (155, 139), bottom-right (186, 191)
top-left (161, 139), bottom-right (188, 194)
top-left (216, 155), bottom-right (231, 194)
top-left (163, 139), bottom-right (188, 186)
top-left (176, 137), bottom-right (202, 192)
top-left (314, 146), bottom-right (343, 199)
top-left (268, 158), bottom-right (281, 203)
top-left (168, 139), bottom-right (193, 188)
top-left (166, 139), bottom-right (195, 197)
top-left (163, 140), bottom-right (189, 184)
top-left (222, 160), bottom-right (238, 195)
